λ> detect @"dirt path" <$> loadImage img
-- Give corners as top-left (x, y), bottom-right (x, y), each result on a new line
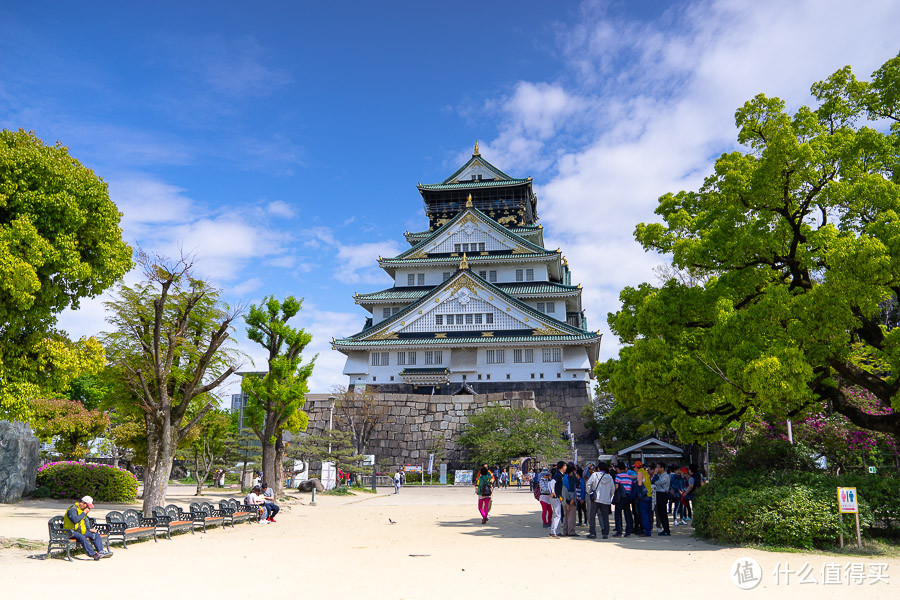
top-left (0, 486), bottom-right (895, 599)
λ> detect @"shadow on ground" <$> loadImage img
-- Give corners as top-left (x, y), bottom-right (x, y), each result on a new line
top-left (437, 514), bottom-right (722, 552)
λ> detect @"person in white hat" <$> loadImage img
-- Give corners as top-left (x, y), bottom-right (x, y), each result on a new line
top-left (63, 496), bottom-right (112, 560)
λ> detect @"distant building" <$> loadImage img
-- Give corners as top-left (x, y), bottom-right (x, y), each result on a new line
top-left (230, 393), bottom-right (249, 429)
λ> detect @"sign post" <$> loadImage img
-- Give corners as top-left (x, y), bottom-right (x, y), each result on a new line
top-left (837, 487), bottom-right (862, 549)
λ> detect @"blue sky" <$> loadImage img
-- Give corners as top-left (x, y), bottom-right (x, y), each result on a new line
top-left (2, 0), bottom-right (898, 397)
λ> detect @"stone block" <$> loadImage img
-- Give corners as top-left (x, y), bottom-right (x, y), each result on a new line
top-left (0, 421), bottom-right (40, 503)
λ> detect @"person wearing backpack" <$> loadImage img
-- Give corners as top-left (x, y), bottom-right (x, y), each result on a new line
top-left (612, 462), bottom-right (633, 537)
top-left (476, 466), bottom-right (493, 524)
top-left (548, 461), bottom-right (566, 538)
top-left (586, 461), bottom-right (615, 539)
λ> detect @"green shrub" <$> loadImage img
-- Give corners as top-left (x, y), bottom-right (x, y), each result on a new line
top-left (36, 461), bottom-right (138, 503)
top-left (693, 470), bottom-right (897, 549)
top-left (29, 485), bottom-right (52, 499)
top-left (716, 438), bottom-right (818, 476)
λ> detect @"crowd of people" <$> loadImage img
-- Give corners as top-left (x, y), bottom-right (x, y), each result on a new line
top-left (475, 460), bottom-right (703, 539)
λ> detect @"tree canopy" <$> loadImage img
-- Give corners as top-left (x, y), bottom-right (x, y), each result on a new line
top-left (598, 53), bottom-right (900, 440)
top-left (458, 405), bottom-right (566, 467)
top-left (0, 129), bottom-right (131, 420)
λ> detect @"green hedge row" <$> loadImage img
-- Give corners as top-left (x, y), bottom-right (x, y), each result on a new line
top-left (693, 470), bottom-right (898, 549)
top-left (36, 461), bottom-right (138, 503)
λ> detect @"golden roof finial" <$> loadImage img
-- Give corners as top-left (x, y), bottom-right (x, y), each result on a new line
top-left (460, 253), bottom-right (469, 270)
top-left (473, 141), bottom-right (480, 156)
top-left (465, 193), bottom-right (473, 208)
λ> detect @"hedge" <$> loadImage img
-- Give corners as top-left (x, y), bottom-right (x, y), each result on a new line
top-left (692, 470), bottom-right (899, 549)
top-left (36, 461), bottom-right (138, 503)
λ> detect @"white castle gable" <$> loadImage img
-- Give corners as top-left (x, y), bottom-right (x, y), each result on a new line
top-left (414, 212), bottom-right (529, 255)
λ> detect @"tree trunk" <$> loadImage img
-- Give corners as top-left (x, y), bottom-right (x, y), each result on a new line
top-left (260, 436), bottom-right (276, 492)
top-left (274, 434), bottom-right (285, 496)
top-left (142, 417), bottom-right (176, 515)
top-left (194, 450), bottom-right (203, 496)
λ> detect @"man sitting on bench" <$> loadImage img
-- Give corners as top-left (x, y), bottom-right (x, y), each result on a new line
top-left (64, 496), bottom-right (112, 560)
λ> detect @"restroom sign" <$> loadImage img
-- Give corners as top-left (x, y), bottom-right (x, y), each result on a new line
top-left (837, 487), bottom-right (858, 513)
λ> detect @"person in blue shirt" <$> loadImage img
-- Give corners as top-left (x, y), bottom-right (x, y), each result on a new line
top-left (561, 462), bottom-right (579, 536)
top-left (575, 467), bottom-right (587, 526)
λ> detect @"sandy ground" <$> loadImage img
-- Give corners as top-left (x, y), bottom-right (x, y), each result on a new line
top-left (0, 484), bottom-right (896, 599)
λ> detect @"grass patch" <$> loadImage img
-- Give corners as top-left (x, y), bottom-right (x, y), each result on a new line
top-left (322, 487), bottom-right (355, 496)
top-left (0, 537), bottom-right (45, 551)
top-left (351, 485), bottom-right (377, 494)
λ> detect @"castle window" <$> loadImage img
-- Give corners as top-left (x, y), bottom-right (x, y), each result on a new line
top-left (526, 268), bottom-right (534, 281)
top-left (435, 315), bottom-right (443, 325)
top-left (542, 348), bottom-right (562, 363)
top-left (417, 273), bottom-right (425, 286)
top-left (474, 314), bottom-right (482, 325)
top-left (546, 302), bottom-right (555, 314)
top-left (515, 269), bottom-right (524, 282)
top-left (425, 350), bottom-right (442, 365)
top-left (407, 273), bottom-right (415, 286)
top-left (443, 272), bottom-right (452, 281)
top-left (392, 307), bottom-right (401, 315)
top-left (514, 349), bottom-right (534, 363)
top-left (485, 313), bottom-right (494, 324)
top-left (383, 308), bottom-right (391, 318)
top-left (486, 349), bottom-right (505, 364)
top-left (371, 352), bottom-right (389, 366)
top-left (465, 314), bottom-right (473, 324)
top-left (479, 242), bottom-right (486, 251)
top-left (478, 270), bottom-right (487, 279)
top-left (488, 270), bottom-right (497, 282)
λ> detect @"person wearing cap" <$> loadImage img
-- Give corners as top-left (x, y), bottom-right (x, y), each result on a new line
top-left (537, 469), bottom-right (552, 527)
top-left (63, 496), bottom-right (111, 560)
top-left (633, 461), bottom-right (653, 536)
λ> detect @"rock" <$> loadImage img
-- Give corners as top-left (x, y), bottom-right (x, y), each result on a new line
top-left (0, 420), bottom-right (40, 503)
top-left (297, 478), bottom-right (325, 493)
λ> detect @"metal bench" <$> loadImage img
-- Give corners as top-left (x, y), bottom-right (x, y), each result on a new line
top-left (105, 509), bottom-right (158, 548)
top-left (219, 498), bottom-right (254, 526)
top-left (188, 502), bottom-right (225, 532)
top-left (165, 504), bottom-right (204, 534)
top-left (151, 505), bottom-right (190, 539)
top-left (46, 516), bottom-right (110, 561)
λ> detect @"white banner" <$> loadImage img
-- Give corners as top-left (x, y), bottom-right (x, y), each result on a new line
top-left (321, 462), bottom-right (337, 490)
top-left (427, 453), bottom-right (434, 474)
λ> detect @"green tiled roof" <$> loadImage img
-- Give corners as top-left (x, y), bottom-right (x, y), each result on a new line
top-left (335, 333), bottom-right (599, 347)
top-left (418, 178), bottom-right (530, 191)
top-left (356, 282), bottom-right (581, 304)
top-left (391, 205), bottom-right (553, 261)
top-left (439, 154), bottom-right (515, 184)
top-left (405, 223), bottom-right (542, 244)
top-left (336, 269), bottom-right (597, 347)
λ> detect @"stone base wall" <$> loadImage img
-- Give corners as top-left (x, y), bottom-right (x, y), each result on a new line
top-left (301, 385), bottom-right (588, 469)
top-left (357, 380), bottom-right (591, 435)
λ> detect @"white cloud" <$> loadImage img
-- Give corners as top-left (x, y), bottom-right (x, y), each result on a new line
top-left (267, 200), bottom-right (295, 218)
top-left (335, 240), bottom-right (403, 285)
top-left (478, 0), bottom-right (900, 361)
top-left (108, 176), bottom-right (196, 239)
top-left (229, 277), bottom-right (264, 296)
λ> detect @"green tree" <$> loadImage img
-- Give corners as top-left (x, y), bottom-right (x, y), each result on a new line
top-left (30, 397), bottom-right (109, 459)
top-left (184, 408), bottom-right (231, 495)
top-left (242, 296), bottom-right (314, 496)
top-left (582, 394), bottom-right (676, 453)
top-left (287, 428), bottom-right (367, 482)
top-left (458, 405), bottom-right (566, 467)
top-left (599, 53), bottom-right (900, 440)
top-left (0, 129), bottom-right (131, 420)
top-left (333, 385), bottom-right (387, 455)
top-left (104, 253), bottom-right (240, 514)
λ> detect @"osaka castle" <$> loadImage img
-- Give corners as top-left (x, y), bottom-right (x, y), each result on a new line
top-left (333, 143), bottom-right (601, 408)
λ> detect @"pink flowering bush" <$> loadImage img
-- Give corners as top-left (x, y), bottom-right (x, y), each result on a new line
top-left (36, 461), bottom-right (138, 503)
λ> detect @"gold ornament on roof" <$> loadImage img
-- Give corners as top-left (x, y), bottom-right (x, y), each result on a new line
top-left (460, 253), bottom-right (469, 270)
top-left (473, 141), bottom-right (480, 156)
top-left (466, 193), bottom-right (473, 208)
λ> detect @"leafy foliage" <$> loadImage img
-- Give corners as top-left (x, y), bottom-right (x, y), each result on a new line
top-left (458, 405), bottom-right (566, 467)
top-left (288, 428), bottom-right (367, 476)
top-left (243, 296), bottom-right (314, 494)
top-left (693, 470), bottom-right (899, 548)
top-left (29, 397), bottom-right (109, 460)
top-left (599, 53), bottom-right (900, 440)
top-left (36, 461), bottom-right (138, 503)
top-left (0, 129), bottom-right (130, 422)
top-left (715, 438), bottom-right (818, 477)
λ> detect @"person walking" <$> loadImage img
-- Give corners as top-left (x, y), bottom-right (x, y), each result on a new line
top-left (652, 462), bottom-right (671, 536)
top-left (393, 470), bottom-right (402, 494)
top-left (515, 468), bottom-right (523, 488)
top-left (476, 466), bottom-right (493, 524)
top-left (612, 462), bottom-right (633, 537)
top-left (586, 462), bottom-right (614, 539)
top-left (549, 461), bottom-right (566, 538)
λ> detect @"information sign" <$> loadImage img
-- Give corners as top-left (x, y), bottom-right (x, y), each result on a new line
top-left (837, 487), bottom-right (858, 514)
top-left (454, 469), bottom-right (473, 486)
